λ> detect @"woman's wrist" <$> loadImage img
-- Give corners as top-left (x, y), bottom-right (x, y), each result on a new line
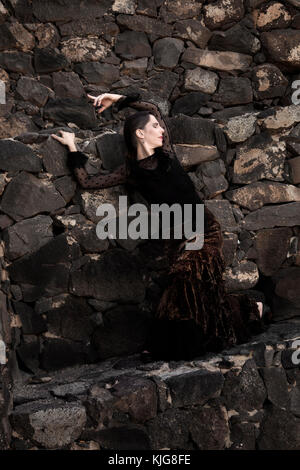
top-left (68, 143), bottom-right (77, 152)
top-left (114, 93), bottom-right (141, 111)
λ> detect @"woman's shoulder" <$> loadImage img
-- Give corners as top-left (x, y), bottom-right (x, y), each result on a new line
top-left (155, 146), bottom-right (176, 160)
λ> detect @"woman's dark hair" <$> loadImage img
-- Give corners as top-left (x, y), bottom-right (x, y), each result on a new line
top-left (123, 110), bottom-right (152, 175)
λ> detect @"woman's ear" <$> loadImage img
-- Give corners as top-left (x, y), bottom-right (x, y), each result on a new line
top-left (136, 129), bottom-right (144, 139)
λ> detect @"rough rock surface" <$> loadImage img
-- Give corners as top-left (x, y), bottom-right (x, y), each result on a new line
top-left (7, 322), bottom-right (300, 450)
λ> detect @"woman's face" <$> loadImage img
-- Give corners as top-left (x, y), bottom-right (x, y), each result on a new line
top-left (136, 114), bottom-right (165, 148)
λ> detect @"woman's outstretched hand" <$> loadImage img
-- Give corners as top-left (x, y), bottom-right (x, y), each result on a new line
top-left (51, 130), bottom-right (77, 152)
top-left (87, 93), bottom-right (124, 113)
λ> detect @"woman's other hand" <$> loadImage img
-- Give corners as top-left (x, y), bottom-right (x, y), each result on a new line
top-left (87, 93), bottom-right (124, 113)
top-left (51, 130), bottom-right (77, 152)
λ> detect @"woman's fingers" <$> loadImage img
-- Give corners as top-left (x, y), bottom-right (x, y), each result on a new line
top-left (89, 93), bottom-right (114, 109)
top-left (87, 94), bottom-right (100, 107)
top-left (88, 93), bottom-right (116, 113)
top-left (51, 134), bottom-right (63, 143)
top-left (88, 93), bottom-right (105, 108)
top-left (87, 94), bottom-right (98, 105)
top-left (97, 102), bottom-right (110, 114)
top-left (51, 131), bottom-right (74, 145)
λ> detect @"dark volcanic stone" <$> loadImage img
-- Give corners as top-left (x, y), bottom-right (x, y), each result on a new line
top-left (70, 224), bottom-right (109, 253)
top-left (258, 404), bottom-right (300, 450)
top-left (292, 14), bottom-right (300, 29)
top-left (52, 71), bottom-right (85, 99)
top-left (173, 19), bottom-right (212, 48)
top-left (165, 369), bottom-right (224, 407)
top-left (254, 228), bottom-right (292, 276)
top-left (13, 302), bottom-right (47, 335)
top-left (214, 126), bottom-right (227, 152)
top-left (3, 215), bottom-right (53, 261)
top-left (144, 71), bottom-right (179, 100)
top-left (159, 0), bottom-right (203, 22)
top-left (10, 398), bottom-right (87, 448)
top-left (82, 426), bottom-right (151, 450)
top-left (147, 403), bottom-right (228, 450)
top-left (45, 296), bottom-right (94, 342)
top-left (243, 202), bottom-right (300, 230)
top-left (211, 105), bottom-right (254, 121)
top-left (252, 64), bottom-right (288, 100)
top-left (7, 234), bottom-right (75, 301)
top-left (213, 77), bottom-right (253, 106)
top-left (16, 340), bottom-right (40, 374)
top-left (14, 133), bottom-right (48, 145)
top-left (16, 77), bottom-right (52, 107)
top-left (233, 132), bottom-right (285, 185)
top-left (221, 359), bottom-right (267, 412)
top-left (74, 62), bottom-right (119, 86)
top-left (58, 18), bottom-right (119, 38)
top-left (187, 401), bottom-right (229, 450)
top-left (0, 172), bottom-right (65, 221)
top-left (39, 136), bottom-right (70, 177)
top-left (0, 22), bottom-right (34, 51)
top-left (9, 0), bottom-right (33, 22)
top-left (153, 37), bottom-right (184, 68)
top-left (115, 31), bottom-right (151, 60)
top-left (32, 0), bottom-right (112, 22)
top-left (0, 215), bottom-right (13, 230)
top-left (256, 2), bottom-right (292, 31)
top-left (209, 24), bottom-right (260, 55)
top-left (259, 367), bottom-right (289, 408)
top-left (0, 52), bottom-right (34, 74)
top-left (116, 13), bottom-right (173, 37)
top-left (171, 92), bottom-right (210, 116)
top-left (203, 0), bottom-right (245, 30)
top-left (96, 133), bottom-right (126, 170)
top-left (229, 421), bottom-right (256, 450)
top-left (167, 114), bottom-right (215, 145)
top-left (54, 176), bottom-right (76, 203)
top-left (70, 248), bottom-right (145, 303)
top-left (91, 305), bottom-right (150, 359)
top-left (44, 98), bottom-right (97, 129)
top-left (146, 407), bottom-right (192, 449)
top-left (272, 267), bottom-right (300, 308)
top-left (110, 376), bottom-right (157, 423)
top-left (0, 140), bottom-right (42, 172)
top-left (34, 48), bottom-right (69, 73)
top-left (136, 0), bottom-right (158, 17)
top-left (261, 30), bottom-right (300, 69)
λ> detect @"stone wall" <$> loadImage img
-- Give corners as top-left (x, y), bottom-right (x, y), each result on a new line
top-left (8, 322), bottom-right (300, 450)
top-left (0, 0), bottom-right (300, 449)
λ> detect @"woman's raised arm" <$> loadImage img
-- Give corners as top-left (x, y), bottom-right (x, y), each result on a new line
top-left (88, 92), bottom-right (174, 155)
top-left (69, 152), bottom-right (128, 189)
top-left (51, 131), bottom-right (128, 189)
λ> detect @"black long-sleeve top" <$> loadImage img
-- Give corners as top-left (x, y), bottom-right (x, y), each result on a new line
top-left (67, 94), bottom-right (204, 235)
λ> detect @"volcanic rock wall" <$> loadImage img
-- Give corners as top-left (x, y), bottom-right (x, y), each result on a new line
top-left (8, 322), bottom-right (300, 450)
top-left (0, 0), bottom-right (300, 449)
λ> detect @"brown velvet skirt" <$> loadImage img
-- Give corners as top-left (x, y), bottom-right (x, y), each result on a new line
top-left (146, 206), bottom-right (265, 361)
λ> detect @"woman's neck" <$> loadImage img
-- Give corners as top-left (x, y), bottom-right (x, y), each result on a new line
top-left (136, 143), bottom-right (156, 161)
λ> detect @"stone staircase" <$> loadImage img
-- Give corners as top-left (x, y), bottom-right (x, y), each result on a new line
top-left (7, 320), bottom-right (300, 450)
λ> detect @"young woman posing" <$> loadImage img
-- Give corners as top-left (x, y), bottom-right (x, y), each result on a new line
top-left (51, 92), bottom-right (266, 361)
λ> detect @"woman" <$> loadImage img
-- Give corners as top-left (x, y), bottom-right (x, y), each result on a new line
top-left (51, 92), bottom-right (267, 361)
